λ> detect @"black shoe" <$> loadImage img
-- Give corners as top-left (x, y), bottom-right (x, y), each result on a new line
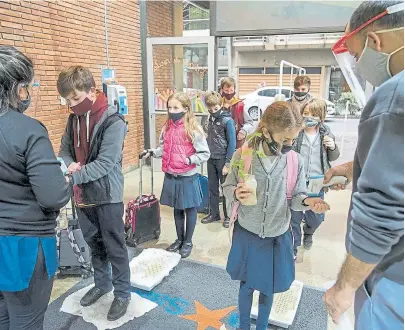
top-left (223, 218), bottom-right (230, 228)
top-left (180, 242), bottom-right (193, 258)
top-left (80, 287), bottom-right (109, 307)
top-left (107, 296), bottom-right (131, 321)
top-left (201, 214), bottom-right (221, 224)
top-left (303, 235), bottom-right (313, 250)
top-left (166, 239), bottom-right (183, 252)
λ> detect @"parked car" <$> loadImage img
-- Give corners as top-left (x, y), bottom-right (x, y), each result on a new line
top-left (241, 86), bottom-right (336, 121)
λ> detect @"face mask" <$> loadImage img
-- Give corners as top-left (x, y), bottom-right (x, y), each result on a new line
top-left (17, 92), bottom-right (31, 113)
top-left (71, 97), bottom-right (93, 116)
top-left (356, 29), bottom-right (404, 87)
top-left (209, 109), bottom-right (222, 118)
top-left (304, 116), bottom-right (320, 128)
top-left (169, 112), bottom-right (185, 122)
top-left (294, 91), bottom-right (308, 101)
top-left (281, 145), bottom-right (293, 154)
top-left (222, 92), bottom-right (235, 101)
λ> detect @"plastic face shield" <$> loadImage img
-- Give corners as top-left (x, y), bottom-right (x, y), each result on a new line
top-left (331, 3), bottom-right (404, 108)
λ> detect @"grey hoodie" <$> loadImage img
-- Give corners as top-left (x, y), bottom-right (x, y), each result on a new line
top-left (223, 142), bottom-right (310, 238)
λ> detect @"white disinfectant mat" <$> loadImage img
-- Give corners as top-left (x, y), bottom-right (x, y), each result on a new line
top-left (60, 284), bottom-right (157, 330)
top-left (129, 248), bottom-right (181, 291)
top-left (251, 280), bottom-right (304, 328)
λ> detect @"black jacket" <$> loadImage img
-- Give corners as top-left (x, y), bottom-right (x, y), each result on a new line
top-left (0, 110), bottom-right (71, 236)
top-left (207, 110), bottom-right (236, 162)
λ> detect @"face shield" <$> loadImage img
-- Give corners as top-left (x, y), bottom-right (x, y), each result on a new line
top-left (332, 3), bottom-right (404, 108)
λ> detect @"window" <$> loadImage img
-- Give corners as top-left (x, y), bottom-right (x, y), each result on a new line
top-left (265, 67), bottom-right (297, 74)
top-left (258, 89), bottom-right (277, 97)
top-left (282, 89), bottom-right (293, 98)
top-left (239, 67), bottom-right (264, 74)
top-left (303, 67), bottom-right (322, 74)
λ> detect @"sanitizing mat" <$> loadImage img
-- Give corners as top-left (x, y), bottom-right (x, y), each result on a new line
top-left (129, 248), bottom-right (181, 291)
top-left (251, 281), bottom-right (304, 328)
top-left (45, 253), bottom-right (328, 330)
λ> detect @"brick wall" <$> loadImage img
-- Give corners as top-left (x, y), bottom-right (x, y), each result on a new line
top-left (0, 0), bottom-right (176, 170)
top-left (146, 0), bottom-right (174, 147)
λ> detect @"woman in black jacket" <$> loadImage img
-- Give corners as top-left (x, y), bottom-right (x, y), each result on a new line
top-left (0, 46), bottom-right (71, 330)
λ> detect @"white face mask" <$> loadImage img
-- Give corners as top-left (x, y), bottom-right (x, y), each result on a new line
top-left (356, 28), bottom-right (404, 87)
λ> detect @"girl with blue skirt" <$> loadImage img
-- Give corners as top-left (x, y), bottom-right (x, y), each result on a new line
top-left (144, 92), bottom-right (210, 258)
top-left (223, 101), bottom-right (330, 329)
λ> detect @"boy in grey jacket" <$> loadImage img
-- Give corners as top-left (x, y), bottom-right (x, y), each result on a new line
top-left (58, 66), bottom-right (130, 322)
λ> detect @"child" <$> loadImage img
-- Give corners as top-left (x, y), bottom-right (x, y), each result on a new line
top-left (288, 75), bottom-right (312, 111)
top-left (144, 92), bottom-right (210, 258)
top-left (219, 77), bottom-right (254, 148)
top-left (223, 101), bottom-right (330, 330)
top-left (58, 66), bottom-right (130, 321)
top-left (291, 98), bottom-right (340, 255)
top-left (201, 91), bottom-right (236, 228)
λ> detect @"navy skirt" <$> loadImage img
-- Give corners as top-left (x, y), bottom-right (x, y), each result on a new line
top-left (160, 173), bottom-right (203, 210)
top-left (226, 222), bottom-right (295, 296)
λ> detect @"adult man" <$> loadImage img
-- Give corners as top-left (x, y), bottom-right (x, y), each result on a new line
top-left (323, 2), bottom-right (404, 329)
top-left (58, 66), bottom-right (131, 321)
top-left (219, 77), bottom-right (254, 149)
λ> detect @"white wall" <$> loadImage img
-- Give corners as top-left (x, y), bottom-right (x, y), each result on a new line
top-left (235, 49), bottom-right (337, 68)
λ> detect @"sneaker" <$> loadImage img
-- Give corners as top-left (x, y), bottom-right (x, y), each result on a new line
top-left (179, 242), bottom-right (193, 258)
top-left (303, 235), bottom-right (313, 250)
top-left (80, 287), bottom-right (109, 307)
top-left (223, 218), bottom-right (230, 228)
top-left (201, 214), bottom-right (221, 224)
top-left (107, 297), bottom-right (131, 321)
top-left (166, 239), bottom-right (183, 252)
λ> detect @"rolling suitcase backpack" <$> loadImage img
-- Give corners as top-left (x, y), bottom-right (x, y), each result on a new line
top-left (197, 163), bottom-right (209, 214)
top-left (56, 197), bottom-right (92, 279)
top-left (124, 152), bottom-right (161, 247)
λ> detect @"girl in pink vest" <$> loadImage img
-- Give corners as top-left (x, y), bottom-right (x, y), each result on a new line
top-left (144, 93), bottom-right (210, 258)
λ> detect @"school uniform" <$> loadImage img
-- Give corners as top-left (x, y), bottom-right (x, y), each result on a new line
top-left (291, 124), bottom-right (339, 253)
top-left (223, 142), bottom-right (310, 330)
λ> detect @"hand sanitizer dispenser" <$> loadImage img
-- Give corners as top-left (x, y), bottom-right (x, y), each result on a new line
top-left (104, 84), bottom-right (128, 116)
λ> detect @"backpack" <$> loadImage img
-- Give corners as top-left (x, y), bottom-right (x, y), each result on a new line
top-left (228, 144), bottom-right (299, 242)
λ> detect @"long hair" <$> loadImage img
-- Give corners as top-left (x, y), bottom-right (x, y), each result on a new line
top-left (165, 92), bottom-right (204, 142)
top-left (248, 101), bottom-right (304, 150)
top-left (0, 46), bottom-right (34, 114)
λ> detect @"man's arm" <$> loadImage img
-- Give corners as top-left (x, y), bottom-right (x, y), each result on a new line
top-left (70, 119), bottom-right (126, 185)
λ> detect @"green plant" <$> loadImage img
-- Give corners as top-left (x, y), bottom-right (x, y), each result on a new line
top-left (230, 132), bottom-right (265, 180)
top-left (337, 92), bottom-right (361, 115)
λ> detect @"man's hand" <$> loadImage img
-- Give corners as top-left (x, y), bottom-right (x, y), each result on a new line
top-left (323, 136), bottom-right (336, 150)
top-left (304, 197), bottom-right (330, 213)
top-left (67, 162), bottom-right (81, 174)
top-left (324, 161), bottom-right (353, 190)
top-left (222, 165), bottom-right (229, 176)
top-left (235, 182), bottom-right (253, 202)
top-left (237, 130), bottom-right (246, 141)
top-left (323, 284), bottom-right (355, 324)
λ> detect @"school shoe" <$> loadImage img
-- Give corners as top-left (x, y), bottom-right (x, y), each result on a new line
top-left (166, 239), bottom-right (183, 252)
top-left (180, 242), bottom-right (193, 258)
top-left (80, 287), bottom-right (109, 307)
top-left (201, 214), bottom-right (221, 224)
top-left (223, 218), bottom-right (230, 228)
top-left (107, 296), bottom-right (131, 321)
top-left (303, 235), bottom-right (313, 250)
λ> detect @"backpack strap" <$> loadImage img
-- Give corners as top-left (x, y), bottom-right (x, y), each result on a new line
top-left (286, 150), bottom-right (299, 200)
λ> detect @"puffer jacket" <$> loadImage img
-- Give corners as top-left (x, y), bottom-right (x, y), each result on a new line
top-left (162, 119), bottom-right (196, 174)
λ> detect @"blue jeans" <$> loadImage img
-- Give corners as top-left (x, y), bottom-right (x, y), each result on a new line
top-left (355, 273), bottom-right (404, 330)
top-left (238, 281), bottom-right (273, 330)
top-left (291, 190), bottom-right (325, 254)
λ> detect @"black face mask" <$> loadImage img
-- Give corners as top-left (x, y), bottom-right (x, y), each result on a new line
top-left (266, 134), bottom-right (294, 155)
top-left (17, 92), bottom-right (31, 113)
top-left (209, 109), bottom-right (222, 118)
top-left (281, 145), bottom-right (293, 154)
top-left (294, 91), bottom-right (308, 101)
top-left (169, 112), bottom-right (185, 122)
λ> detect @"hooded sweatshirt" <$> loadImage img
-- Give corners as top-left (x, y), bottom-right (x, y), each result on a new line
top-left (72, 91), bottom-right (108, 203)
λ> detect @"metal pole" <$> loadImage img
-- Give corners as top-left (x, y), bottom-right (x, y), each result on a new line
top-left (340, 100), bottom-right (349, 158)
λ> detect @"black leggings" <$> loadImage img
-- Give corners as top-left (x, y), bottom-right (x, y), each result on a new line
top-left (173, 207), bottom-right (197, 243)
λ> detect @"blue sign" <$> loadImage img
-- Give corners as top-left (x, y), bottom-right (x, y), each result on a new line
top-left (102, 68), bottom-right (115, 83)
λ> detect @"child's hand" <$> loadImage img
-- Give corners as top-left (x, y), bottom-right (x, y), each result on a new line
top-left (323, 136), bottom-right (336, 150)
top-left (67, 162), bottom-right (81, 174)
top-left (305, 197), bottom-right (330, 214)
top-left (222, 165), bottom-right (229, 176)
top-left (235, 183), bottom-right (253, 202)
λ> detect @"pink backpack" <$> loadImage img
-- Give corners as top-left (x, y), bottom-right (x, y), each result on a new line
top-left (228, 144), bottom-right (299, 242)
